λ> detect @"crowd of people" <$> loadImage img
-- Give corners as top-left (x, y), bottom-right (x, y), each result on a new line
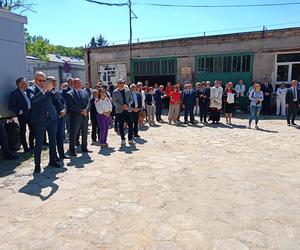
top-left (4, 71), bottom-right (300, 174)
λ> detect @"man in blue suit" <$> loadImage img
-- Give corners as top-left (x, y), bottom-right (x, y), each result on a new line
top-left (27, 72), bottom-right (61, 174)
top-left (49, 76), bottom-right (69, 159)
top-left (155, 85), bottom-right (164, 122)
top-left (66, 78), bottom-right (91, 156)
top-left (9, 77), bottom-right (33, 152)
top-left (182, 83), bottom-right (196, 124)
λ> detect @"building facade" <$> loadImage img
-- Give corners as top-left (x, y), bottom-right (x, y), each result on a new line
top-left (84, 27), bottom-right (300, 88)
top-left (26, 54), bottom-right (85, 86)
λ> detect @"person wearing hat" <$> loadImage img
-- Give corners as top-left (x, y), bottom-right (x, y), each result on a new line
top-left (276, 82), bottom-right (287, 116)
top-left (112, 79), bottom-right (134, 146)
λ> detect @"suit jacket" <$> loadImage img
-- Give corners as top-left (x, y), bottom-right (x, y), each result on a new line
top-left (90, 96), bottom-right (98, 120)
top-left (286, 87), bottom-right (300, 105)
top-left (261, 83), bottom-right (273, 96)
top-left (131, 92), bottom-right (142, 110)
top-left (8, 88), bottom-right (31, 117)
top-left (145, 93), bottom-right (156, 106)
top-left (52, 90), bottom-right (66, 115)
top-left (197, 88), bottom-right (210, 104)
top-left (66, 89), bottom-right (90, 117)
top-left (62, 85), bottom-right (72, 100)
top-left (112, 88), bottom-right (133, 114)
top-left (182, 89), bottom-right (196, 106)
top-left (27, 85), bottom-right (59, 123)
top-left (155, 89), bottom-right (164, 104)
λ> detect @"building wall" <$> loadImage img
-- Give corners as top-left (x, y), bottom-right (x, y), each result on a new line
top-left (86, 28), bottom-right (300, 85)
top-left (0, 9), bottom-right (27, 118)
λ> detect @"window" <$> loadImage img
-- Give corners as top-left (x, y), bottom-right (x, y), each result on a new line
top-left (161, 60), bottom-right (168, 74)
top-left (242, 55), bottom-right (251, 72)
top-left (292, 64), bottom-right (300, 81)
top-left (213, 57), bottom-right (222, 73)
top-left (198, 58), bottom-right (205, 73)
top-left (206, 57), bottom-right (213, 73)
top-left (223, 56), bottom-right (232, 72)
top-left (277, 53), bottom-right (300, 63)
top-left (233, 56), bottom-right (241, 72)
top-left (277, 65), bottom-right (289, 81)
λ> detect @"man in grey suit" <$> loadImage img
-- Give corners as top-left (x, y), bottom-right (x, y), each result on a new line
top-left (66, 78), bottom-right (91, 156)
top-left (27, 72), bottom-right (62, 174)
top-left (112, 79), bottom-right (134, 146)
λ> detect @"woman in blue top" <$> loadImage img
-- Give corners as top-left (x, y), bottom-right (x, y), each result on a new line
top-left (248, 83), bottom-right (264, 129)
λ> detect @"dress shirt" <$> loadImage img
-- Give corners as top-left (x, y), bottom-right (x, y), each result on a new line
top-left (293, 87), bottom-right (298, 101)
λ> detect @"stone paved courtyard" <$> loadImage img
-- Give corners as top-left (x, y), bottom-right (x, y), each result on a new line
top-left (0, 116), bottom-right (300, 250)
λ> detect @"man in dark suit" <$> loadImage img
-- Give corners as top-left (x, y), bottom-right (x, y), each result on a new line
top-left (49, 76), bottom-right (69, 159)
top-left (182, 83), bottom-right (196, 124)
top-left (27, 72), bottom-right (61, 173)
top-left (8, 77), bottom-right (33, 153)
top-left (261, 77), bottom-right (274, 115)
top-left (130, 84), bottom-right (142, 138)
top-left (155, 85), bottom-right (164, 122)
top-left (66, 78), bottom-right (91, 156)
top-left (286, 80), bottom-right (300, 126)
top-left (61, 77), bottom-right (74, 135)
top-left (90, 88), bottom-right (100, 144)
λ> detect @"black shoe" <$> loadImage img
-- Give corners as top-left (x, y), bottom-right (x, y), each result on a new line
top-left (82, 149), bottom-right (93, 153)
top-left (134, 134), bottom-right (140, 138)
top-left (49, 161), bottom-right (62, 168)
top-left (34, 165), bottom-right (41, 173)
top-left (184, 121), bottom-right (188, 124)
top-left (60, 154), bottom-right (70, 159)
top-left (76, 142), bottom-right (80, 146)
top-left (292, 122), bottom-right (297, 126)
top-left (287, 122), bottom-right (291, 126)
top-left (69, 152), bottom-right (77, 157)
top-left (43, 142), bottom-right (49, 146)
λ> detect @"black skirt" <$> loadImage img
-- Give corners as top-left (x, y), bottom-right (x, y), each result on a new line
top-left (224, 103), bottom-right (235, 114)
top-left (209, 108), bottom-right (220, 122)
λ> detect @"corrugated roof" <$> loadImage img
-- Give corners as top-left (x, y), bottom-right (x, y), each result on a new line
top-left (26, 54), bottom-right (84, 65)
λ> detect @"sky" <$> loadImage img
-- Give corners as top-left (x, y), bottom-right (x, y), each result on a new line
top-left (23, 0), bottom-right (300, 48)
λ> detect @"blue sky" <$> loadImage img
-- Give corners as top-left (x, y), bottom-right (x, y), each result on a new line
top-left (24, 0), bottom-right (300, 47)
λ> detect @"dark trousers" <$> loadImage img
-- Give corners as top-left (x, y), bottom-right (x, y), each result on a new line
top-left (28, 123), bottom-right (35, 149)
top-left (0, 123), bottom-right (10, 157)
top-left (33, 119), bottom-right (57, 167)
top-left (184, 104), bottom-right (194, 122)
top-left (287, 102), bottom-right (298, 124)
top-left (262, 96), bottom-right (272, 115)
top-left (156, 102), bottom-right (163, 121)
top-left (199, 102), bottom-right (208, 122)
top-left (17, 114), bottom-right (29, 151)
top-left (131, 111), bottom-right (140, 136)
top-left (56, 117), bottom-right (65, 158)
top-left (69, 115), bottom-right (88, 153)
top-left (117, 111), bottom-right (133, 141)
top-left (91, 116), bottom-right (99, 141)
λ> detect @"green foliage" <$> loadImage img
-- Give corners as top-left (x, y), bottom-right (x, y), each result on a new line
top-left (25, 29), bottom-right (84, 61)
top-left (88, 34), bottom-right (108, 48)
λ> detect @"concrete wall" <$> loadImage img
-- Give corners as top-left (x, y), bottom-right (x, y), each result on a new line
top-left (86, 28), bottom-right (300, 85)
top-left (0, 9), bottom-right (27, 118)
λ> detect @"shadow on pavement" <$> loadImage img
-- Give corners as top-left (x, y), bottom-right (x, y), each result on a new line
top-left (118, 145), bottom-right (140, 154)
top-left (133, 137), bottom-right (148, 145)
top-left (99, 147), bottom-right (116, 156)
top-left (0, 152), bottom-right (33, 178)
top-left (256, 128), bottom-right (278, 133)
top-left (19, 166), bottom-right (67, 201)
top-left (67, 153), bottom-right (93, 168)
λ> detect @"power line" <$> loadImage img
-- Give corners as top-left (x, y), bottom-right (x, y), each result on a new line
top-left (134, 2), bottom-right (300, 8)
top-left (108, 21), bottom-right (300, 44)
top-left (86, 0), bottom-right (128, 7)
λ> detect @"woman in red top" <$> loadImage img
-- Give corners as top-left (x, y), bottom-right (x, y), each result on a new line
top-left (168, 85), bottom-right (181, 125)
top-left (165, 82), bottom-right (173, 109)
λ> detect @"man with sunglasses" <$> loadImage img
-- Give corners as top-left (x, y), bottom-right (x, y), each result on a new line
top-left (27, 72), bottom-right (61, 173)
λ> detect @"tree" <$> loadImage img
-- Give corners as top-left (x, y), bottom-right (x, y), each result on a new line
top-left (89, 37), bottom-right (97, 48)
top-left (88, 34), bottom-right (108, 48)
top-left (96, 34), bottom-right (108, 47)
top-left (2, 0), bottom-right (35, 14)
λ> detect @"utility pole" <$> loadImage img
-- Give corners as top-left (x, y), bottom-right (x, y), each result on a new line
top-left (129, 0), bottom-right (132, 62)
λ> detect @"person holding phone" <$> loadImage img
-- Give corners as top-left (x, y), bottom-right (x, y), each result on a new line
top-left (27, 72), bottom-right (61, 173)
top-left (248, 83), bottom-right (264, 129)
